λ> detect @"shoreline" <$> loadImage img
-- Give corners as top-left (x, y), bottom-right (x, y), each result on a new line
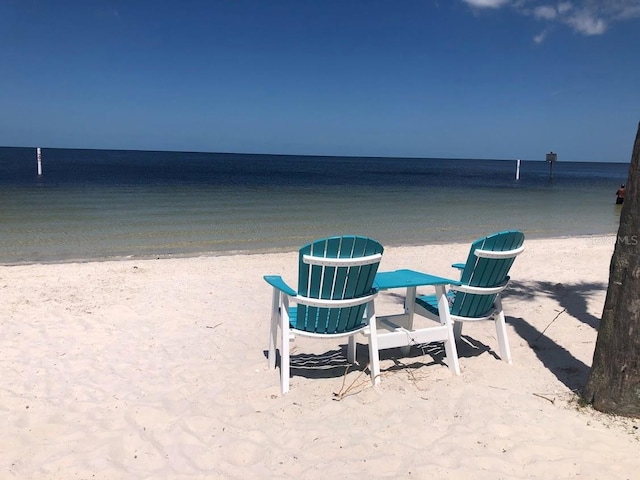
top-left (2, 235), bottom-right (638, 478)
top-left (0, 232), bottom-right (619, 267)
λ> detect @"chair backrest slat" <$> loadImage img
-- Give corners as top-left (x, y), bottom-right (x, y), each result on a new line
top-left (295, 236), bottom-right (384, 334)
top-left (452, 231), bottom-right (524, 318)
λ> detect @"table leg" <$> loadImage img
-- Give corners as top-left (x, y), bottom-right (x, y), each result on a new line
top-left (404, 286), bottom-right (417, 328)
top-left (400, 286), bottom-right (418, 355)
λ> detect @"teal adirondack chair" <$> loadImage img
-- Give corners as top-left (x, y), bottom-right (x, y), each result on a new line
top-left (414, 231), bottom-right (525, 364)
top-left (264, 236), bottom-right (384, 394)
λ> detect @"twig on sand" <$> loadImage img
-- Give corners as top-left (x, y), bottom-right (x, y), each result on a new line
top-left (404, 364), bottom-right (430, 391)
top-left (533, 392), bottom-right (556, 404)
top-left (333, 365), bottom-right (370, 401)
top-left (535, 308), bottom-right (567, 341)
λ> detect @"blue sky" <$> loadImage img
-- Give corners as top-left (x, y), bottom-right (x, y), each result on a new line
top-left (1, 1), bottom-right (639, 161)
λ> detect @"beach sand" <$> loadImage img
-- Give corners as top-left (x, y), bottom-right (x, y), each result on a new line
top-left (1, 236), bottom-right (638, 479)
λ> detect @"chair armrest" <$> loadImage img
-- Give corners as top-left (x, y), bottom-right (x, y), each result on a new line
top-left (451, 263), bottom-right (465, 270)
top-left (263, 275), bottom-right (297, 296)
top-left (450, 277), bottom-right (509, 295)
top-left (474, 245), bottom-right (525, 259)
top-left (295, 291), bottom-right (377, 308)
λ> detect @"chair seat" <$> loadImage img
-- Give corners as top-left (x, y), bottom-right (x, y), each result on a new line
top-left (416, 292), bottom-right (497, 320)
top-left (415, 292), bottom-right (453, 316)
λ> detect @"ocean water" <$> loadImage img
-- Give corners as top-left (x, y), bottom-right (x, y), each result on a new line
top-left (0, 147), bottom-right (630, 264)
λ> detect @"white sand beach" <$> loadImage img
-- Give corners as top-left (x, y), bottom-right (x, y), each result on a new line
top-left (1, 236), bottom-right (638, 479)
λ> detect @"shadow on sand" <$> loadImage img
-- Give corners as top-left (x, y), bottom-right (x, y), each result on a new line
top-left (503, 279), bottom-right (607, 392)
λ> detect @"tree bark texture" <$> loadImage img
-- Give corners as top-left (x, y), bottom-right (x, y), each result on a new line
top-left (584, 122), bottom-right (640, 417)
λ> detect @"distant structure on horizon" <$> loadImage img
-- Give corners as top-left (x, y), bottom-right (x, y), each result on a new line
top-left (546, 151), bottom-right (557, 179)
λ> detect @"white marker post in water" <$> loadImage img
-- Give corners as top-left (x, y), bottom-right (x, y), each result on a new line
top-left (515, 159), bottom-right (521, 180)
top-left (37, 147), bottom-right (43, 176)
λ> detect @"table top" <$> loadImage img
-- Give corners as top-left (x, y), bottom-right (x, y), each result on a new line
top-left (374, 269), bottom-right (459, 290)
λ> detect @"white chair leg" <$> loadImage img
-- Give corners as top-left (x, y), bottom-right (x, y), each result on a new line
top-left (436, 285), bottom-right (460, 375)
top-left (268, 289), bottom-right (280, 370)
top-left (453, 320), bottom-right (463, 340)
top-left (281, 315), bottom-right (291, 394)
top-left (493, 297), bottom-right (512, 364)
top-left (347, 335), bottom-right (356, 363)
top-left (366, 301), bottom-right (381, 386)
top-left (443, 330), bottom-right (461, 375)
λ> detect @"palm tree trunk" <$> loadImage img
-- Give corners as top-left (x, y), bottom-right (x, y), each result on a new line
top-left (584, 122), bottom-right (640, 417)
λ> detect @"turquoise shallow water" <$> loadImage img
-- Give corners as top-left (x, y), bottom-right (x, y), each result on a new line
top-left (0, 147), bottom-right (629, 264)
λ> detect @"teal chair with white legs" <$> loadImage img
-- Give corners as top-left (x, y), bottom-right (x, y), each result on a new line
top-left (264, 236), bottom-right (384, 394)
top-left (414, 231), bottom-right (525, 364)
